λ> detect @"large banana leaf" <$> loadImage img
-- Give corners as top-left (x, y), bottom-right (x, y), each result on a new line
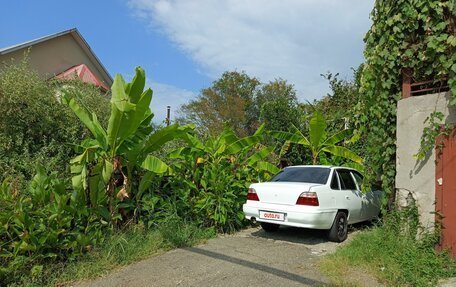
top-left (343, 162), bottom-right (365, 173)
top-left (290, 124), bottom-right (309, 144)
top-left (137, 171), bottom-right (155, 199)
top-left (324, 129), bottom-right (353, 145)
top-left (321, 145), bottom-right (363, 164)
top-left (117, 113), bottom-right (154, 155)
top-left (279, 140), bottom-right (292, 157)
top-left (214, 128), bottom-right (239, 155)
top-left (246, 146), bottom-right (274, 166)
top-left (218, 127), bottom-right (240, 146)
top-left (62, 94), bottom-right (107, 149)
top-left (224, 134), bottom-right (263, 155)
top-left (269, 131), bottom-right (307, 145)
top-left (107, 68), bottom-right (152, 153)
top-left (140, 124), bottom-right (194, 155)
top-left (255, 161), bottom-right (280, 174)
top-left (254, 123), bottom-right (266, 136)
top-left (123, 89), bottom-right (153, 139)
top-left (125, 67), bottom-right (146, 104)
top-left (309, 111), bottom-right (326, 148)
top-left (141, 155), bottom-right (169, 173)
top-left (182, 133), bottom-right (205, 151)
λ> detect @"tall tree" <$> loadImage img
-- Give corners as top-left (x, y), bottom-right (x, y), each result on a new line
top-left (178, 71), bottom-right (260, 137)
top-left (256, 79), bottom-right (301, 132)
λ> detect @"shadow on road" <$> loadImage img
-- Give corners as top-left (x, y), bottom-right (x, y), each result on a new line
top-left (250, 226), bottom-right (328, 245)
top-left (249, 221), bottom-right (374, 245)
top-left (186, 247), bottom-right (326, 286)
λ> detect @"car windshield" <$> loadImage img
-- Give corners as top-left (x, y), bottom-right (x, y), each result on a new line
top-left (271, 167), bottom-right (330, 184)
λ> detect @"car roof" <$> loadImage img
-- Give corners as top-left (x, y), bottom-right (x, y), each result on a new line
top-left (284, 165), bottom-right (358, 171)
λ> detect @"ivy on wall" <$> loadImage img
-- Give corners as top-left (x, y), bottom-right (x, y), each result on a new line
top-left (356, 0), bottom-right (455, 202)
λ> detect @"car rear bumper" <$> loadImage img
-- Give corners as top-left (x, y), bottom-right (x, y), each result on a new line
top-left (243, 201), bottom-right (337, 230)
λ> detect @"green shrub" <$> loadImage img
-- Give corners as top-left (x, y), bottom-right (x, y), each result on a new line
top-left (0, 59), bottom-right (110, 183)
top-left (161, 126), bottom-right (278, 233)
top-left (0, 169), bottom-right (106, 286)
top-left (320, 206), bottom-right (456, 287)
top-left (8, 221), bottom-right (215, 287)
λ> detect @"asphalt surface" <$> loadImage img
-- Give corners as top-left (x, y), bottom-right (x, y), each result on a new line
top-left (74, 226), bottom-right (341, 287)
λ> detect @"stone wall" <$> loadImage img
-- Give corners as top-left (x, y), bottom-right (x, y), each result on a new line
top-left (396, 92), bottom-right (456, 228)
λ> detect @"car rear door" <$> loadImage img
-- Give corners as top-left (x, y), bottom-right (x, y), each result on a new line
top-left (351, 170), bottom-right (379, 220)
top-left (336, 169), bottom-right (363, 223)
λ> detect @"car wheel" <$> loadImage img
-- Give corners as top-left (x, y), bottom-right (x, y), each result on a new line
top-left (261, 222), bottom-right (280, 232)
top-left (327, 211), bottom-right (348, 242)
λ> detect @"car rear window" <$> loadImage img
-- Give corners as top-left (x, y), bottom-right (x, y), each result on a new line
top-left (271, 167), bottom-right (330, 184)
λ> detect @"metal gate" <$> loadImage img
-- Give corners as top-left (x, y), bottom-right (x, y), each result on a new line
top-left (435, 128), bottom-right (456, 257)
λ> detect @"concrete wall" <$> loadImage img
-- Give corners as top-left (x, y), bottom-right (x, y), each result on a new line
top-left (396, 92), bottom-right (456, 228)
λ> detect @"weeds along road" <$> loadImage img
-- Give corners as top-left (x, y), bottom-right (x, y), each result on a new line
top-left (75, 227), bottom-right (345, 287)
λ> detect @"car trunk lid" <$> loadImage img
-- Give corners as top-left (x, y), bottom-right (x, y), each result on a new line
top-left (250, 182), bottom-right (322, 205)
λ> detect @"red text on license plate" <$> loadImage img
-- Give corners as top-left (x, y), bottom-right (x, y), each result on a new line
top-left (260, 211), bottom-right (285, 221)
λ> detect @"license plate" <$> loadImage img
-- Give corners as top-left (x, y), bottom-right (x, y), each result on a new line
top-left (259, 211), bottom-right (285, 221)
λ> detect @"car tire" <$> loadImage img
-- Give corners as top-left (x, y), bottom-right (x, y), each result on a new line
top-left (327, 211), bottom-right (348, 242)
top-left (261, 222), bottom-right (280, 232)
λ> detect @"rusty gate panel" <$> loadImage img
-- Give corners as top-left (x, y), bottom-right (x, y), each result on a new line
top-left (436, 128), bottom-right (456, 257)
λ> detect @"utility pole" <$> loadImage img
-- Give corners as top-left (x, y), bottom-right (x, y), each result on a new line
top-left (166, 106), bottom-right (171, 126)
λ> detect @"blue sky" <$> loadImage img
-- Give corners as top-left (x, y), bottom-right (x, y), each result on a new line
top-left (1, 0), bottom-right (373, 122)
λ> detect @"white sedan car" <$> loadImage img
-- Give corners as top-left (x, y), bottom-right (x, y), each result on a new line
top-left (243, 165), bottom-right (382, 242)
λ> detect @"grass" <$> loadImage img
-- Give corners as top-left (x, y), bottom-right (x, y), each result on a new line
top-left (10, 220), bottom-right (216, 287)
top-left (319, 208), bottom-right (456, 287)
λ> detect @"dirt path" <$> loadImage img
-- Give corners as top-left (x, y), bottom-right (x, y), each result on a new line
top-left (74, 226), bottom-right (354, 287)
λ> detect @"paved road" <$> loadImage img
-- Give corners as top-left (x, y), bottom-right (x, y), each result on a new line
top-left (75, 227), bottom-right (340, 287)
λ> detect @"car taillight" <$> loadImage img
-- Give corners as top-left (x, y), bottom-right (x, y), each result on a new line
top-left (247, 188), bottom-right (259, 201)
top-left (296, 192), bottom-right (319, 206)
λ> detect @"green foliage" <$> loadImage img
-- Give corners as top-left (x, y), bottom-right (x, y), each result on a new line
top-left (10, 223), bottom-right (215, 287)
top-left (63, 67), bottom-right (193, 221)
top-left (292, 68), bottom-right (364, 166)
top-left (415, 111), bottom-right (453, 160)
top-left (178, 71), bottom-right (261, 136)
top-left (1, 66), bottom-right (223, 286)
top-left (272, 111), bottom-right (363, 166)
top-left (257, 79), bottom-right (301, 131)
top-left (0, 59), bottom-right (110, 183)
top-left (317, 68), bottom-right (362, 128)
top-left (55, 78), bottom-right (111, 126)
top-left (321, 206), bottom-right (456, 287)
top-left (178, 72), bottom-right (300, 137)
top-left (357, 0), bottom-right (455, 200)
top-left (0, 170), bottom-right (105, 286)
top-left (164, 126), bottom-right (279, 233)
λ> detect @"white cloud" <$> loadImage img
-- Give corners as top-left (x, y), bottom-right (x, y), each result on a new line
top-left (128, 0), bottom-right (373, 101)
top-left (148, 81), bottom-right (196, 123)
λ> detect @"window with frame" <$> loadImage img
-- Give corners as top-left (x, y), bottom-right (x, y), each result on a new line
top-left (330, 172), bottom-right (340, 190)
top-left (337, 169), bottom-right (357, 190)
top-left (351, 170), bottom-right (364, 191)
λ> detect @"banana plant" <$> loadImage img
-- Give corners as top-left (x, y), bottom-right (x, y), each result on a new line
top-left (63, 67), bottom-right (193, 216)
top-left (170, 124), bottom-right (279, 176)
top-left (167, 125), bottom-right (279, 232)
top-left (271, 111), bottom-right (363, 165)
